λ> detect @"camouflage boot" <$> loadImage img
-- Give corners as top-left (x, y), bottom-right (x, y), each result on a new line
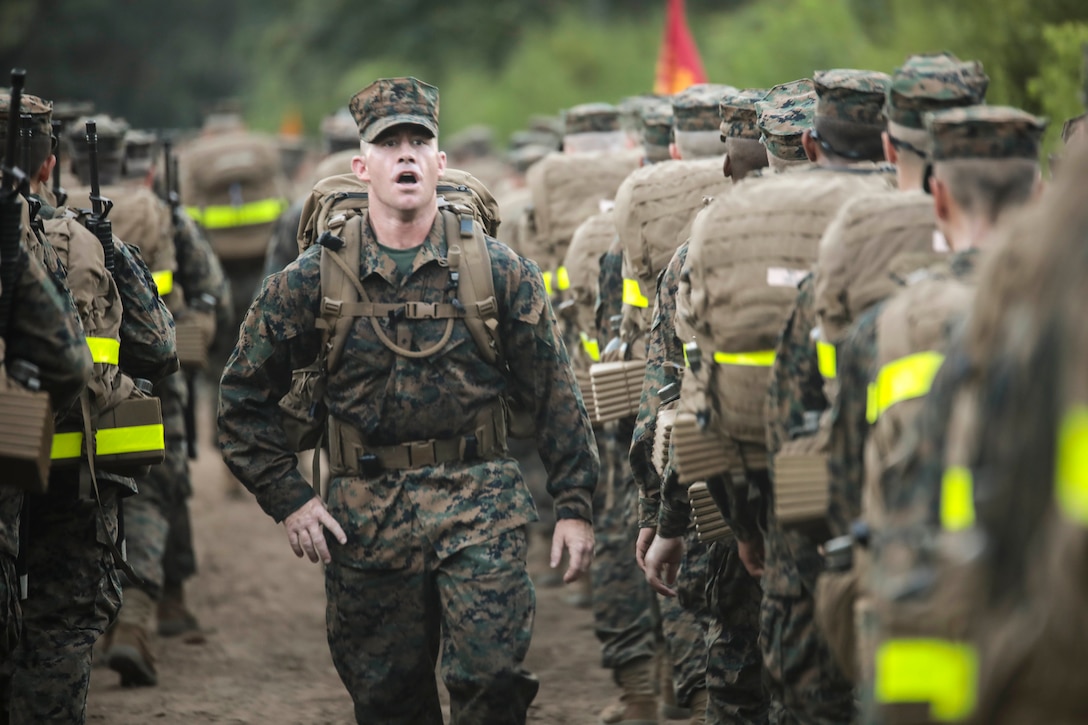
top-left (106, 587), bottom-right (158, 687)
top-left (599, 656), bottom-right (659, 725)
top-left (157, 581), bottom-right (200, 637)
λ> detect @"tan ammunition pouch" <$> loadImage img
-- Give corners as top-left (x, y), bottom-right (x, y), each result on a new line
top-left (0, 348), bottom-right (55, 493)
top-left (773, 420), bottom-right (831, 532)
top-left (588, 359), bottom-right (645, 424)
top-left (51, 389), bottom-right (165, 477)
top-left (327, 402), bottom-right (508, 476)
top-left (175, 315), bottom-right (209, 369)
top-left (688, 481), bottom-right (731, 543)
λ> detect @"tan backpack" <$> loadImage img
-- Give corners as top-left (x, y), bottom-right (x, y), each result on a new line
top-left (180, 130), bottom-right (290, 260)
top-left (686, 168), bottom-right (892, 451)
top-left (522, 149), bottom-right (640, 274)
top-left (561, 210), bottom-right (616, 372)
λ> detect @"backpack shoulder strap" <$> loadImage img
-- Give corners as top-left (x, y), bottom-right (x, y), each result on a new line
top-left (318, 216), bottom-right (364, 374)
top-left (443, 207), bottom-right (503, 367)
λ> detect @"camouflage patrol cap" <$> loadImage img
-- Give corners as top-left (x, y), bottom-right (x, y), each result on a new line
top-left (814, 69), bottom-right (891, 128)
top-left (122, 128), bottom-right (158, 179)
top-left (0, 91), bottom-right (54, 171)
top-left (349, 77), bottom-right (440, 143)
top-left (320, 108), bottom-right (360, 152)
top-left (673, 84), bottom-right (738, 132)
top-left (619, 94), bottom-right (667, 132)
top-left (640, 103), bottom-right (675, 150)
top-left (719, 88), bottom-right (769, 140)
top-left (757, 80), bottom-right (816, 161)
top-left (927, 105), bottom-right (1046, 162)
top-left (1062, 113), bottom-right (1087, 145)
top-left (563, 103), bottom-right (621, 135)
top-left (67, 114), bottom-right (129, 160)
top-left (886, 53), bottom-right (989, 132)
top-left (507, 143), bottom-right (551, 174)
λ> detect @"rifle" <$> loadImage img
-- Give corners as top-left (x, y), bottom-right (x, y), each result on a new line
top-left (163, 137), bottom-right (202, 459)
top-left (0, 68), bottom-right (28, 340)
top-left (83, 120), bottom-right (115, 274)
top-left (51, 120), bottom-right (67, 207)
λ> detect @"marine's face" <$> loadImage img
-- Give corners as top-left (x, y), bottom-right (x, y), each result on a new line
top-left (355, 125), bottom-right (446, 218)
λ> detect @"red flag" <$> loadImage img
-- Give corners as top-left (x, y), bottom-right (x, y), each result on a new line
top-left (653, 0), bottom-right (708, 95)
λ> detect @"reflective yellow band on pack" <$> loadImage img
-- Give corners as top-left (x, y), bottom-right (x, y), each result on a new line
top-left (185, 198), bottom-right (288, 230)
top-left (623, 278), bottom-right (649, 308)
top-left (713, 350), bottom-right (776, 367)
top-left (86, 337), bottom-right (120, 366)
top-left (875, 638), bottom-right (977, 721)
top-left (542, 271), bottom-right (554, 296)
top-left (49, 425), bottom-right (166, 461)
top-left (152, 270), bottom-right (174, 296)
top-left (817, 341), bottom-right (837, 379)
top-left (940, 466), bottom-right (976, 532)
top-left (866, 351), bottom-right (944, 424)
top-left (556, 266), bottom-right (571, 291)
top-left (580, 332), bottom-right (601, 362)
top-left (1056, 406), bottom-right (1088, 526)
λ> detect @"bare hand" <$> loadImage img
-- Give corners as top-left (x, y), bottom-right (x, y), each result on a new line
top-left (644, 535), bottom-right (684, 597)
top-left (283, 497), bottom-right (347, 564)
top-left (737, 537), bottom-right (765, 578)
top-left (635, 527), bottom-right (656, 572)
top-left (551, 518), bottom-right (595, 584)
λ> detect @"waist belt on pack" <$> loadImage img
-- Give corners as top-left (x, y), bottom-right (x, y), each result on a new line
top-left (866, 350), bottom-right (944, 424)
top-left (556, 266), bottom-right (571, 292)
top-left (713, 350), bottom-right (776, 367)
top-left (817, 340), bottom-right (837, 379)
top-left (186, 198), bottom-right (288, 230)
top-left (622, 278), bottom-right (649, 308)
top-left (152, 270), bottom-right (173, 296)
top-left (86, 337), bottom-right (120, 365)
top-left (329, 403), bottom-right (508, 475)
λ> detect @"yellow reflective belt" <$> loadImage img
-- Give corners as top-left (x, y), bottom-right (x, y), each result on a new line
top-left (940, 466), bottom-right (976, 532)
top-left (50, 432), bottom-right (84, 460)
top-left (875, 638), bottom-right (977, 721)
top-left (1056, 406), bottom-right (1088, 525)
top-left (556, 266), bottom-right (571, 291)
top-left (866, 351), bottom-right (944, 424)
top-left (86, 337), bottom-right (120, 366)
top-left (49, 425), bottom-right (166, 460)
top-left (580, 332), bottom-right (601, 362)
top-left (713, 350), bottom-right (776, 367)
top-left (152, 270), bottom-right (174, 296)
top-left (817, 340), bottom-right (837, 379)
top-left (185, 198), bottom-right (288, 230)
top-left (623, 278), bottom-right (648, 308)
top-left (542, 271), bottom-right (554, 296)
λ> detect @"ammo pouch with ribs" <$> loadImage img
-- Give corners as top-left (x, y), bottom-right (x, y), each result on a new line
top-left (0, 353), bottom-right (54, 494)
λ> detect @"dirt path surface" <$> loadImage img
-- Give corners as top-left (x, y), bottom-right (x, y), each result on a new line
top-left (87, 396), bottom-right (615, 724)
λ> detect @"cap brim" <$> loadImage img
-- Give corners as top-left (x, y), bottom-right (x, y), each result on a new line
top-left (361, 115), bottom-right (438, 143)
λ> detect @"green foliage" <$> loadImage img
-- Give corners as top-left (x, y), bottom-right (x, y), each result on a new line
top-left (1028, 23), bottom-right (1088, 153)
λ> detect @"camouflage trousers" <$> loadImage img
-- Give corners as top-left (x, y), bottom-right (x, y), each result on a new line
top-left (0, 554), bottom-right (19, 665)
top-left (125, 374), bottom-right (195, 599)
top-left (705, 537), bottom-right (769, 724)
top-left (658, 532), bottom-right (712, 712)
top-left (325, 526), bottom-right (538, 725)
top-left (0, 478), bottom-right (122, 724)
top-left (761, 591), bottom-right (856, 725)
top-left (590, 436), bottom-right (657, 673)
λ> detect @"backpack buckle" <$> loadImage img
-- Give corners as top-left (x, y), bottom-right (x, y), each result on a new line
top-left (404, 302), bottom-right (436, 319)
top-left (357, 453), bottom-right (382, 478)
top-left (475, 297), bottom-right (497, 318)
top-left (459, 217), bottom-right (474, 238)
top-left (317, 230), bottom-right (344, 251)
top-left (459, 433), bottom-right (479, 461)
top-left (321, 298), bottom-right (343, 317)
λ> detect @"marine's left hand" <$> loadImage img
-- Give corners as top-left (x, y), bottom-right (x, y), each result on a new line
top-left (551, 518), bottom-right (595, 584)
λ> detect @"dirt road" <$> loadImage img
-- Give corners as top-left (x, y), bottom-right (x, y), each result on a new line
top-left (87, 400), bottom-right (615, 724)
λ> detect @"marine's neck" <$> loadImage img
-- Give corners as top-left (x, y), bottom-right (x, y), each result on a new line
top-left (368, 200), bottom-right (437, 250)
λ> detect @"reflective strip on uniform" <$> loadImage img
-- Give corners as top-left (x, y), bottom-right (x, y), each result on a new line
top-left (866, 351), bottom-right (945, 424)
top-left (713, 350), bottom-right (776, 367)
top-left (542, 271), bottom-right (554, 296)
top-left (580, 332), bottom-right (601, 362)
top-left (86, 337), bottom-right (121, 366)
top-left (49, 424), bottom-right (166, 461)
top-left (623, 278), bottom-right (648, 308)
top-left (1056, 406), bottom-right (1088, 526)
top-left (940, 466), bottom-right (976, 532)
top-left (185, 198), bottom-right (288, 230)
top-left (874, 638), bottom-right (977, 721)
top-left (817, 340), bottom-right (837, 379)
top-left (556, 266), bottom-right (571, 291)
top-left (152, 270), bottom-right (174, 296)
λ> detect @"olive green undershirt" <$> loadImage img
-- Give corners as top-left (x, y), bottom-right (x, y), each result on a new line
top-left (376, 242), bottom-right (421, 281)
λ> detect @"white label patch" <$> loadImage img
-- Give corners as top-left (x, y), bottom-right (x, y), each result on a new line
top-left (767, 267), bottom-right (808, 288)
top-left (599, 198), bottom-right (616, 214)
top-left (932, 230), bottom-right (950, 253)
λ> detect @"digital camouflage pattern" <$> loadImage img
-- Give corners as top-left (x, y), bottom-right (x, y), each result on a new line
top-left (927, 105), bottom-right (1047, 161)
top-left (349, 76), bottom-right (439, 143)
top-left (885, 53), bottom-right (989, 132)
top-left (813, 69), bottom-right (892, 128)
top-left (595, 237), bottom-right (625, 348)
top-left (639, 104), bottom-right (675, 158)
top-left (562, 102), bottom-right (621, 135)
top-left (325, 527), bottom-right (538, 724)
top-left (219, 213), bottom-right (597, 559)
top-left (720, 88), bottom-right (769, 141)
top-left (0, 92), bottom-right (53, 170)
top-left (618, 94), bottom-right (668, 133)
top-left (673, 84), bottom-right (739, 133)
top-left (757, 83), bottom-right (816, 162)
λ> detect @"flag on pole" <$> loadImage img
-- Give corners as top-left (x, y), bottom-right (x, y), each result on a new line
top-left (653, 0), bottom-right (708, 95)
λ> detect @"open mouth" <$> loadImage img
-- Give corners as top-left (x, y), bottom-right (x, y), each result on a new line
top-left (395, 171), bottom-right (420, 188)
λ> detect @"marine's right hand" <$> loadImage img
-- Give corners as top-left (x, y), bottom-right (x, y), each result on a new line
top-left (635, 527), bottom-right (656, 572)
top-left (283, 497), bottom-right (347, 564)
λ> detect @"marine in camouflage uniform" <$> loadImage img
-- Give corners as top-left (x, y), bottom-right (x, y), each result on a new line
top-left (218, 77), bottom-right (597, 725)
top-left (0, 90), bottom-right (178, 723)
